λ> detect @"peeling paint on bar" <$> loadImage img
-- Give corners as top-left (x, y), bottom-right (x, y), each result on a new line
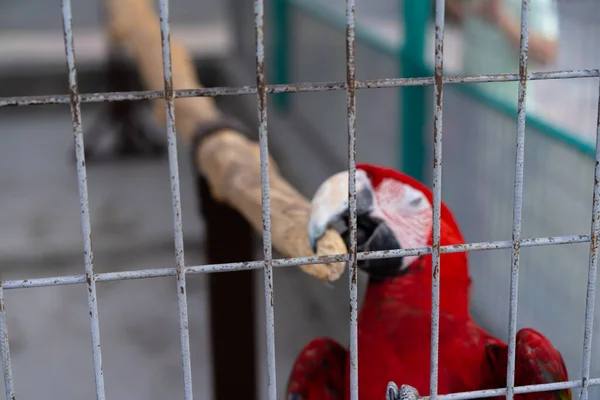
top-left (388, 378), bottom-right (600, 400)
top-left (344, 0), bottom-right (359, 396)
top-left (429, 0), bottom-right (445, 397)
top-left (0, 234), bottom-right (591, 291)
top-left (60, 0), bottom-right (106, 397)
top-left (156, 0), bottom-right (193, 398)
top-left (253, 0), bottom-right (278, 398)
top-left (1, 70), bottom-right (597, 107)
top-left (506, 1), bottom-right (530, 398)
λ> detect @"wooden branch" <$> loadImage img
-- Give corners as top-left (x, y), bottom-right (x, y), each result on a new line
top-left (104, 0), bottom-right (347, 281)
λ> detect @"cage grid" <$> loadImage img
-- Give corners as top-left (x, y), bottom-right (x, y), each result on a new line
top-left (0, 0), bottom-right (598, 399)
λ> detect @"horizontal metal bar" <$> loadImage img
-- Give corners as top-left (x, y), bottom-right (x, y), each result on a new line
top-left (0, 69), bottom-right (597, 107)
top-left (2, 234), bottom-right (590, 290)
top-left (412, 378), bottom-right (600, 400)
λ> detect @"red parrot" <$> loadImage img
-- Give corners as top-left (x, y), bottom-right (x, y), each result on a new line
top-left (287, 164), bottom-right (571, 400)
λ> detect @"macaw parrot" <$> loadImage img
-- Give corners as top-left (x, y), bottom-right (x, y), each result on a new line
top-left (286, 163), bottom-right (571, 400)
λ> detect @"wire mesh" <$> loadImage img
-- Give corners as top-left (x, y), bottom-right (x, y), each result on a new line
top-left (0, 0), bottom-right (598, 399)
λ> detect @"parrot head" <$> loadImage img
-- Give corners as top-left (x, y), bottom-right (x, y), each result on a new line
top-left (308, 163), bottom-right (468, 282)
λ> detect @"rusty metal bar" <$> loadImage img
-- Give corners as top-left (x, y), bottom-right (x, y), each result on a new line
top-left (429, 0), bottom-right (445, 397)
top-left (398, 377), bottom-right (600, 400)
top-left (60, 0), bottom-right (106, 398)
top-left (0, 282), bottom-right (15, 400)
top-left (0, 233), bottom-right (593, 291)
top-left (1, 70), bottom-right (597, 107)
top-left (156, 0), bottom-right (193, 398)
top-left (253, 0), bottom-right (278, 397)
top-left (506, 1), bottom-right (530, 398)
top-left (579, 78), bottom-right (600, 400)
top-left (344, 0), bottom-right (358, 397)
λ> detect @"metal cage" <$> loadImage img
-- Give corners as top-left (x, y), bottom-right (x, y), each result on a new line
top-left (0, 0), bottom-right (598, 399)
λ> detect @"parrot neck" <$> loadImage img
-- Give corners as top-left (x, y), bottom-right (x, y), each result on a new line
top-left (365, 254), bottom-right (471, 318)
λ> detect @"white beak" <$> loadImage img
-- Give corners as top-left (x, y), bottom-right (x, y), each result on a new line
top-left (307, 169), bottom-right (374, 250)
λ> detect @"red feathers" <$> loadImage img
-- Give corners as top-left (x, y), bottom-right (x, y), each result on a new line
top-left (356, 163), bottom-right (465, 244)
top-left (286, 338), bottom-right (347, 400)
top-left (485, 329), bottom-right (572, 400)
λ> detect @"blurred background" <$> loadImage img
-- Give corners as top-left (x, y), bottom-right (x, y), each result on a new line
top-left (0, 0), bottom-right (599, 399)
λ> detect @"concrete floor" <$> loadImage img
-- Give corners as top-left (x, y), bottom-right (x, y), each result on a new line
top-left (0, 104), bottom-right (211, 399)
top-left (0, 248), bottom-right (214, 400)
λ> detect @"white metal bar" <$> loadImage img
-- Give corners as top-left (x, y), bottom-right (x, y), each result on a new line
top-left (253, 0), bottom-right (278, 398)
top-left (156, 0), bottom-right (193, 398)
top-left (0, 234), bottom-right (592, 291)
top-left (506, 1), bottom-right (531, 398)
top-left (60, 0), bottom-right (106, 397)
top-left (344, 0), bottom-right (358, 397)
top-left (430, 0), bottom-right (446, 397)
top-left (1, 70), bottom-right (598, 107)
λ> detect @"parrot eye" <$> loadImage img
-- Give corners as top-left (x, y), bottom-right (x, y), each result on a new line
top-left (409, 197), bottom-right (422, 207)
top-left (400, 186), bottom-right (428, 213)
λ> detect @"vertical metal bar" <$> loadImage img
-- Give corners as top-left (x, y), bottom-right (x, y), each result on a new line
top-left (580, 78), bottom-right (600, 400)
top-left (0, 282), bottom-right (15, 400)
top-left (157, 1), bottom-right (193, 398)
top-left (506, 1), bottom-right (530, 399)
top-left (430, 0), bottom-right (445, 398)
top-left (345, 0), bottom-right (358, 397)
top-left (254, 0), bottom-right (277, 399)
top-left (60, 1), bottom-right (106, 398)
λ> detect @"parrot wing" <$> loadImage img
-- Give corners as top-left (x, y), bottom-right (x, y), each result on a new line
top-left (286, 337), bottom-right (347, 400)
top-left (485, 328), bottom-right (571, 400)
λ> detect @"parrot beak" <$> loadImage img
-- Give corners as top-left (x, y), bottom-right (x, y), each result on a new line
top-left (308, 169), bottom-right (375, 252)
top-left (308, 169), bottom-right (405, 279)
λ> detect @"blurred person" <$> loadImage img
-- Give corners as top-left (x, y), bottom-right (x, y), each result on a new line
top-left (445, 0), bottom-right (559, 113)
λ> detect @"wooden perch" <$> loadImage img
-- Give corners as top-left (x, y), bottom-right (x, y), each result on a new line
top-left (104, 0), bottom-right (347, 281)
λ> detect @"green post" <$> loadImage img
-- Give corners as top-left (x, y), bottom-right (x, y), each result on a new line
top-left (399, 0), bottom-right (431, 183)
top-left (271, 0), bottom-right (291, 112)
